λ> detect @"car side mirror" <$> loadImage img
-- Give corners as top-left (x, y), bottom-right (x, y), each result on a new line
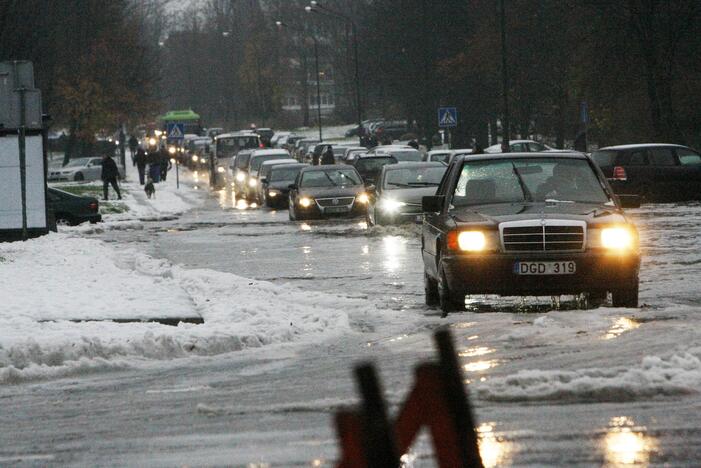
top-left (422, 195), bottom-right (445, 213)
top-left (617, 194), bottom-right (641, 209)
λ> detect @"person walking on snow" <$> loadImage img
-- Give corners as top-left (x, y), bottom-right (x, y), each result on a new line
top-left (128, 135), bottom-right (138, 164)
top-left (101, 154), bottom-right (122, 200)
top-left (135, 146), bottom-right (148, 185)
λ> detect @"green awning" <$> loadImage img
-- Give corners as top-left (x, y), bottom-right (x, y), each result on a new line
top-left (159, 110), bottom-right (201, 122)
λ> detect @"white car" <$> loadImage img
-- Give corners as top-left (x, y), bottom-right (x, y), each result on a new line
top-left (484, 139), bottom-right (561, 153)
top-left (48, 157), bottom-right (125, 182)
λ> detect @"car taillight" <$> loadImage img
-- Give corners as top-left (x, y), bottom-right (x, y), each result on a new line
top-left (446, 231), bottom-right (459, 250)
top-left (612, 166), bottom-right (627, 181)
top-left (259, 143), bottom-right (264, 148)
top-left (89, 202), bottom-right (98, 211)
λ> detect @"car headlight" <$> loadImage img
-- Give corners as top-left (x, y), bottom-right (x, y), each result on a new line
top-left (268, 190), bottom-right (279, 197)
top-left (192, 155), bottom-right (199, 162)
top-left (299, 197), bottom-right (312, 208)
top-left (357, 193), bottom-right (370, 204)
top-left (168, 146), bottom-right (176, 155)
top-left (217, 166), bottom-right (225, 173)
top-left (447, 230), bottom-right (486, 252)
top-left (236, 172), bottom-right (246, 182)
top-left (380, 199), bottom-right (406, 213)
top-left (601, 227), bottom-right (634, 250)
top-left (248, 178), bottom-right (257, 187)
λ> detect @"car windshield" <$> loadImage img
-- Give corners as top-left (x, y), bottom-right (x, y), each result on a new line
top-left (355, 157), bottom-right (395, 173)
top-left (65, 158), bottom-right (91, 167)
top-left (430, 153), bottom-right (451, 163)
top-left (451, 158), bottom-right (610, 207)
top-left (391, 150), bottom-right (422, 162)
top-left (218, 136), bottom-right (259, 158)
top-left (383, 166), bottom-right (447, 189)
top-left (235, 153), bottom-right (251, 170)
top-left (270, 167), bottom-right (303, 182)
top-left (301, 169), bottom-right (362, 188)
top-left (250, 154), bottom-right (290, 172)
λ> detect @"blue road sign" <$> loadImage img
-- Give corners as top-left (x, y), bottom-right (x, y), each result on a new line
top-left (166, 122), bottom-right (185, 142)
top-left (438, 107), bottom-right (458, 128)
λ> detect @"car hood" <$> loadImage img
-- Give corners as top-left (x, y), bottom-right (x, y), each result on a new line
top-left (300, 185), bottom-right (365, 198)
top-left (449, 202), bottom-right (627, 227)
top-left (380, 186), bottom-right (438, 205)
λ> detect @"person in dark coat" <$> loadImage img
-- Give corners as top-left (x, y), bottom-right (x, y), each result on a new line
top-left (408, 140), bottom-right (419, 150)
top-left (148, 147), bottom-right (161, 183)
top-left (128, 135), bottom-right (139, 164)
top-left (135, 146), bottom-right (148, 185)
top-left (321, 146), bottom-right (335, 165)
top-left (159, 146), bottom-right (172, 182)
top-left (101, 154), bottom-right (122, 200)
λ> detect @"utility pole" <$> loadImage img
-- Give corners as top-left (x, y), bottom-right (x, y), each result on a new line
top-left (499, 0), bottom-right (511, 153)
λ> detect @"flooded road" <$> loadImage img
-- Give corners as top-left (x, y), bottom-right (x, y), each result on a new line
top-left (3, 183), bottom-right (701, 466)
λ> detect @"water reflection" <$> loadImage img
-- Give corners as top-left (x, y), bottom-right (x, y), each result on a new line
top-left (300, 223), bottom-right (312, 231)
top-left (604, 317), bottom-right (640, 340)
top-left (383, 235), bottom-right (406, 273)
top-left (463, 360), bottom-right (499, 372)
top-left (478, 423), bottom-right (512, 468)
top-left (603, 416), bottom-right (657, 465)
top-left (459, 346), bottom-right (495, 358)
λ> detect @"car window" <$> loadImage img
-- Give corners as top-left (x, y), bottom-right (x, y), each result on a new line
top-left (511, 143), bottom-right (528, 152)
top-left (355, 158), bottom-right (396, 173)
top-left (527, 142), bottom-right (545, 152)
top-left (451, 158), bottom-right (609, 207)
top-left (383, 166), bottom-right (447, 189)
top-left (591, 150), bottom-right (617, 167)
top-left (65, 158), bottom-right (91, 167)
top-left (430, 153), bottom-right (451, 163)
top-left (250, 154), bottom-right (288, 172)
top-left (390, 150), bottom-right (422, 162)
top-left (628, 150), bottom-right (648, 166)
top-left (648, 148), bottom-right (676, 166)
top-left (271, 167), bottom-right (303, 182)
top-left (235, 153), bottom-right (251, 170)
top-left (301, 169), bottom-right (362, 188)
top-left (677, 148), bottom-right (701, 165)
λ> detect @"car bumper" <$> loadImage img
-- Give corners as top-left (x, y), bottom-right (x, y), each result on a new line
top-left (442, 250), bottom-right (640, 296)
top-left (296, 201), bottom-right (368, 218)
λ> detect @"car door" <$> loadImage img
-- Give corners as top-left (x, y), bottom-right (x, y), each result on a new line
top-left (675, 147), bottom-right (701, 199)
top-left (647, 147), bottom-right (685, 201)
top-left (423, 160), bottom-right (458, 278)
top-left (88, 158), bottom-right (102, 180)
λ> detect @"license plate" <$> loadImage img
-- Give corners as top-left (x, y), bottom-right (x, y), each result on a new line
top-left (514, 261), bottom-right (576, 275)
top-left (325, 206), bottom-right (349, 214)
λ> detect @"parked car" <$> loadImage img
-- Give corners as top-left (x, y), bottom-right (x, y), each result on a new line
top-left (374, 120), bottom-right (410, 141)
top-left (47, 188), bottom-right (102, 225)
top-left (368, 145), bottom-right (423, 163)
top-left (288, 166), bottom-right (369, 220)
top-left (484, 140), bottom-right (560, 153)
top-left (271, 131), bottom-right (291, 147)
top-left (261, 163), bottom-right (307, 208)
top-left (244, 149), bottom-right (293, 200)
top-left (352, 154), bottom-right (398, 185)
top-left (425, 150), bottom-right (454, 164)
top-left (421, 152), bottom-right (642, 315)
top-left (230, 149), bottom-right (256, 196)
top-left (343, 147), bottom-right (368, 164)
top-left (48, 157), bottom-right (125, 182)
top-left (255, 158), bottom-right (298, 203)
top-left (591, 143), bottom-right (701, 202)
top-left (367, 162), bottom-right (447, 226)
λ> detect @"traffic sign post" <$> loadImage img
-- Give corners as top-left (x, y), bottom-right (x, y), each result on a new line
top-left (166, 122), bottom-right (185, 143)
top-left (438, 107), bottom-right (457, 149)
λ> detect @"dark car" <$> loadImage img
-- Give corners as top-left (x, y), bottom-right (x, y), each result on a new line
top-left (367, 162), bottom-right (447, 226)
top-left (591, 143), bottom-right (701, 202)
top-left (231, 149), bottom-right (255, 196)
top-left (261, 163), bottom-right (308, 208)
top-left (374, 120), bottom-right (410, 141)
top-left (352, 154), bottom-right (398, 185)
top-left (47, 188), bottom-right (102, 226)
top-left (288, 166), bottom-right (369, 220)
top-left (421, 152), bottom-right (642, 315)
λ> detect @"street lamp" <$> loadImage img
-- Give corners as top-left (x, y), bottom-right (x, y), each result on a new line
top-left (305, 2), bottom-right (363, 145)
top-left (499, 0), bottom-right (510, 152)
top-left (276, 21), bottom-right (323, 142)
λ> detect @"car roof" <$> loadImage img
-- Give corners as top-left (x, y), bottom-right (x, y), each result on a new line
top-left (251, 149), bottom-right (290, 157)
top-left (455, 151), bottom-right (588, 162)
top-left (261, 158), bottom-right (297, 166)
top-left (270, 163), bottom-right (307, 169)
top-left (215, 131), bottom-right (259, 139)
top-left (383, 161), bottom-right (446, 169)
top-left (597, 143), bottom-right (687, 151)
top-left (301, 164), bottom-right (359, 172)
top-left (428, 149), bottom-right (453, 155)
top-left (357, 153), bottom-right (396, 159)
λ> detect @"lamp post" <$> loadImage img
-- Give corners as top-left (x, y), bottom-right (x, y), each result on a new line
top-left (276, 21), bottom-right (323, 142)
top-left (306, 1), bottom-right (363, 145)
top-left (499, 0), bottom-right (510, 153)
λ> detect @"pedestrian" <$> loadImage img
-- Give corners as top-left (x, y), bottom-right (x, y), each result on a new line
top-left (408, 140), bottom-right (419, 150)
top-left (135, 146), bottom-right (148, 185)
top-left (473, 142), bottom-right (484, 154)
top-left (128, 135), bottom-right (138, 165)
top-left (321, 146), bottom-right (335, 165)
top-left (148, 147), bottom-right (161, 183)
top-left (101, 154), bottom-right (122, 200)
top-left (159, 145), bottom-right (172, 182)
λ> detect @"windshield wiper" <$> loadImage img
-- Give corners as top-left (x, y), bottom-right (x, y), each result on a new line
top-left (323, 172), bottom-right (339, 186)
top-left (511, 163), bottom-right (533, 202)
top-left (387, 182), bottom-right (411, 187)
top-left (407, 181), bottom-right (440, 186)
top-left (544, 198), bottom-right (575, 204)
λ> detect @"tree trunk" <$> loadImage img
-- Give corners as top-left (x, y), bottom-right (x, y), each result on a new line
top-left (63, 119), bottom-right (78, 166)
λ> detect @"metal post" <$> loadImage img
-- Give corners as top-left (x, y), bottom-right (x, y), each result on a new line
top-left (18, 85), bottom-right (28, 241)
top-left (351, 22), bottom-right (363, 146)
top-left (313, 37), bottom-right (323, 142)
top-left (176, 155), bottom-right (180, 189)
top-left (499, 0), bottom-right (510, 153)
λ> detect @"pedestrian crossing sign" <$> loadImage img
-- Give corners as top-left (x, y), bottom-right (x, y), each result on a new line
top-left (438, 107), bottom-right (458, 128)
top-left (166, 123), bottom-right (185, 141)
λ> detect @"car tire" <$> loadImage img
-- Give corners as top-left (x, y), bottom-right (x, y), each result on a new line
top-left (438, 266), bottom-right (465, 317)
top-left (425, 272), bottom-right (439, 306)
top-left (586, 291), bottom-right (607, 309)
top-left (74, 172), bottom-right (84, 181)
top-left (612, 286), bottom-right (638, 308)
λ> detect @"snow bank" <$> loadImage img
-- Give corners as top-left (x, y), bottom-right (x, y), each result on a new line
top-left (0, 233), bottom-right (382, 384)
top-left (477, 349), bottom-right (701, 403)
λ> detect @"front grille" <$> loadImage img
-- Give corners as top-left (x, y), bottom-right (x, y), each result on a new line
top-left (316, 197), bottom-right (355, 207)
top-left (502, 224), bottom-right (585, 252)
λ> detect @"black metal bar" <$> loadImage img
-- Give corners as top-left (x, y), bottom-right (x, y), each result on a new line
top-left (354, 363), bottom-right (400, 468)
top-left (434, 329), bottom-right (484, 468)
top-left (499, 0), bottom-right (510, 153)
